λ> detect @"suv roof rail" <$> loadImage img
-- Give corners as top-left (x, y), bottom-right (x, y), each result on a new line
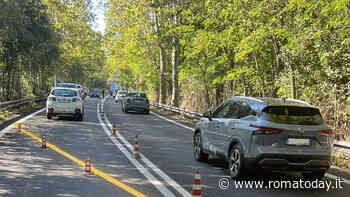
top-left (286, 98), bottom-right (310, 105)
top-left (235, 96), bottom-right (263, 102)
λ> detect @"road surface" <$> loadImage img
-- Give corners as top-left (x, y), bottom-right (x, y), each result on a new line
top-left (0, 97), bottom-right (349, 197)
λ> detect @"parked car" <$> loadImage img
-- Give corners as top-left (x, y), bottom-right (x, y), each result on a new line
top-left (46, 87), bottom-right (84, 121)
top-left (193, 96), bottom-right (332, 180)
top-left (90, 88), bottom-right (100, 98)
top-left (121, 91), bottom-right (150, 114)
top-left (115, 90), bottom-right (127, 103)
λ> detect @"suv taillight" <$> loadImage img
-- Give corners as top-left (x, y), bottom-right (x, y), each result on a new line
top-left (72, 98), bottom-right (81, 102)
top-left (50, 97), bottom-right (56, 102)
top-left (320, 129), bottom-right (333, 135)
top-left (250, 125), bottom-right (281, 135)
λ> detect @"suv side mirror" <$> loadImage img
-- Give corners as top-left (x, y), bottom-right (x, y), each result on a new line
top-left (203, 110), bottom-right (213, 121)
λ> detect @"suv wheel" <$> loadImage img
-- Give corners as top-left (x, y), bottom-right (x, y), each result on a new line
top-left (302, 171), bottom-right (326, 180)
top-left (78, 114), bottom-right (83, 121)
top-left (47, 113), bottom-right (52, 119)
top-left (228, 144), bottom-right (244, 179)
top-left (193, 132), bottom-right (208, 162)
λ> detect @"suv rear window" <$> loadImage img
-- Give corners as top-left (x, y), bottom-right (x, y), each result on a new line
top-left (261, 106), bottom-right (324, 125)
top-left (53, 89), bottom-right (77, 97)
top-left (128, 92), bottom-right (147, 98)
top-left (56, 83), bottom-right (77, 88)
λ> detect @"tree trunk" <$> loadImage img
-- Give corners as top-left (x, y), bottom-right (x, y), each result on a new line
top-left (153, 2), bottom-right (167, 104)
top-left (272, 35), bottom-right (281, 97)
top-left (215, 84), bottom-right (224, 106)
top-left (159, 45), bottom-right (167, 104)
top-left (204, 83), bottom-right (211, 109)
top-left (170, 41), bottom-right (179, 106)
top-left (170, 0), bottom-right (179, 107)
top-left (290, 75), bottom-right (296, 99)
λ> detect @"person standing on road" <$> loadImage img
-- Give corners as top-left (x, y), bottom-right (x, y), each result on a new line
top-left (102, 89), bottom-right (105, 99)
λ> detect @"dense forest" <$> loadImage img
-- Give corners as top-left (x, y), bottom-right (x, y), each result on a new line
top-left (0, 0), bottom-right (107, 101)
top-left (104, 0), bottom-right (350, 136)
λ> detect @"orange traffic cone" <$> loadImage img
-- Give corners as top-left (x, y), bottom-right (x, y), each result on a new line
top-left (85, 157), bottom-right (92, 174)
top-left (101, 111), bottom-right (105, 120)
top-left (111, 124), bottom-right (116, 136)
top-left (192, 169), bottom-right (202, 197)
top-left (100, 104), bottom-right (104, 113)
top-left (41, 135), bottom-right (47, 149)
top-left (134, 135), bottom-right (140, 159)
top-left (16, 123), bottom-right (22, 132)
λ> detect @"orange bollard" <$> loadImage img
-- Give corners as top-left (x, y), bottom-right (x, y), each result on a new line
top-left (16, 123), bottom-right (22, 132)
top-left (111, 124), bottom-right (116, 136)
top-left (85, 157), bottom-right (92, 174)
top-left (134, 135), bottom-right (140, 159)
top-left (192, 169), bottom-right (202, 197)
top-left (41, 135), bottom-right (47, 149)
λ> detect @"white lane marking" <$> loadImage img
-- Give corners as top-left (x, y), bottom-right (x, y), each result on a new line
top-left (97, 103), bottom-right (177, 197)
top-left (150, 111), bottom-right (194, 132)
top-left (150, 104), bottom-right (350, 186)
top-left (102, 109), bottom-right (192, 197)
top-left (0, 108), bottom-right (46, 137)
top-left (102, 97), bottom-right (192, 197)
top-left (325, 173), bottom-right (350, 185)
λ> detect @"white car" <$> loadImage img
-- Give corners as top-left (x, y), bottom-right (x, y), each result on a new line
top-left (115, 91), bottom-right (127, 103)
top-left (46, 87), bottom-right (84, 121)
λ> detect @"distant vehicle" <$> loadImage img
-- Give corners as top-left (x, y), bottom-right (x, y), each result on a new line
top-left (121, 91), bottom-right (150, 114)
top-left (46, 87), bottom-right (84, 121)
top-left (90, 88), bottom-right (100, 98)
top-left (194, 96), bottom-right (332, 180)
top-left (115, 90), bottom-right (127, 103)
top-left (82, 87), bottom-right (88, 99)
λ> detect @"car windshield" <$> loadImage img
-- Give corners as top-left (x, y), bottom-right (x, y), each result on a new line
top-left (53, 89), bottom-right (77, 97)
top-left (261, 106), bottom-right (324, 125)
top-left (56, 83), bottom-right (77, 88)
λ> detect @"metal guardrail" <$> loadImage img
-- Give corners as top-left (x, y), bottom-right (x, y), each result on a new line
top-left (0, 97), bottom-right (45, 112)
top-left (334, 140), bottom-right (350, 150)
top-left (151, 102), bottom-right (350, 153)
top-left (150, 103), bottom-right (203, 120)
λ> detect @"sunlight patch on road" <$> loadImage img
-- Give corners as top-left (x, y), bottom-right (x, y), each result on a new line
top-left (15, 124), bottom-right (147, 197)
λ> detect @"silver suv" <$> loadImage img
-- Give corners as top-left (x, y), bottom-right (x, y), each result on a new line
top-left (193, 96), bottom-right (332, 179)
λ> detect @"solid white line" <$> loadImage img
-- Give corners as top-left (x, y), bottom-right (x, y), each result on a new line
top-left (150, 111), bottom-right (195, 132)
top-left (102, 97), bottom-right (192, 197)
top-left (0, 108), bottom-right (46, 138)
top-left (97, 102), bottom-right (177, 197)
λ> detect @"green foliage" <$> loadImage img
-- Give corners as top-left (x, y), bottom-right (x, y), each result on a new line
top-left (0, 0), bottom-right (107, 101)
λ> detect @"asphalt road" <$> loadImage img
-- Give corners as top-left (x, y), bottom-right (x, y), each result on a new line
top-left (0, 96), bottom-right (349, 197)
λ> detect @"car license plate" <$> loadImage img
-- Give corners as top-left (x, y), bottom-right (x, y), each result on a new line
top-left (58, 99), bottom-right (70, 103)
top-left (286, 138), bottom-right (311, 146)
